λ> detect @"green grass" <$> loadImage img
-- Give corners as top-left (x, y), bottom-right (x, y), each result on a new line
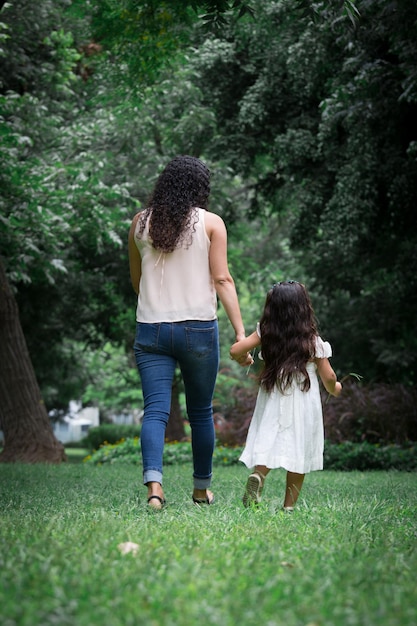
top-left (64, 447), bottom-right (90, 463)
top-left (1, 463), bottom-right (416, 626)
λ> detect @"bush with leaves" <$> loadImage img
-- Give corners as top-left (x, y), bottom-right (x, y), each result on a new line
top-left (84, 424), bottom-right (141, 451)
top-left (84, 437), bottom-right (417, 471)
top-left (84, 438), bottom-right (244, 467)
top-left (323, 382), bottom-right (417, 445)
top-left (324, 441), bottom-right (417, 472)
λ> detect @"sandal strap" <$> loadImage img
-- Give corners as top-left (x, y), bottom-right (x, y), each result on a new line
top-left (147, 495), bottom-right (165, 505)
top-left (192, 495), bottom-right (215, 505)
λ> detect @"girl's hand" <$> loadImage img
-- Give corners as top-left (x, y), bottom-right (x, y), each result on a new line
top-left (230, 350), bottom-right (254, 367)
top-left (333, 381), bottom-right (342, 397)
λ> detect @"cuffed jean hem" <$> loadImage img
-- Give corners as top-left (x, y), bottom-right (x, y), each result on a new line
top-left (143, 470), bottom-right (163, 485)
top-left (193, 476), bottom-right (212, 489)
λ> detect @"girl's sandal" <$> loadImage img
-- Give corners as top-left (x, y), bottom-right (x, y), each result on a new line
top-left (243, 471), bottom-right (266, 507)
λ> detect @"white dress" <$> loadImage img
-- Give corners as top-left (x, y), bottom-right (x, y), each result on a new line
top-left (239, 335), bottom-right (331, 474)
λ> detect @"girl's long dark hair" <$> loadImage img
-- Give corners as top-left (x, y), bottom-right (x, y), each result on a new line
top-left (258, 282), bottom-right (318, 394)
top-left (137, 155), bottom-right (211, 253)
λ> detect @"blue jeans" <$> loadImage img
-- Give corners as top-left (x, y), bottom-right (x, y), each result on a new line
top-left (134, 320), bottom-right (219, 489)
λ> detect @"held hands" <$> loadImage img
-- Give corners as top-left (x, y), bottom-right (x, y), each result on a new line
top-left (230, 343), bottom-right (254, 368)
top-left (230, 330), bottom-right (258, 368)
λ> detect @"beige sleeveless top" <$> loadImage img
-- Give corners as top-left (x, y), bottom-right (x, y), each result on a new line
top-left (134, 208), bottom-right (217, 323)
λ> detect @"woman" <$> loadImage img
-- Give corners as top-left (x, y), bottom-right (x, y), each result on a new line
top-left (128, 155), bottom-right (247, 509)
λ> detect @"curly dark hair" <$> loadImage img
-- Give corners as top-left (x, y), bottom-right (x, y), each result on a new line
top-left (258, 281), bottom-right (318, 394)
top-left (137, 155), bottom-right (211, 253)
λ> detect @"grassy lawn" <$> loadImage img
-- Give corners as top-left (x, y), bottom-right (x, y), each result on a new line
top-left (64, 448), bottom-right (90, 463)
top-left (1, 462), bottom-right (416, 626)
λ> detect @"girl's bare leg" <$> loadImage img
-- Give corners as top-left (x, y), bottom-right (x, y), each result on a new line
top-left (254, 465), bottom-right (270, 479)
top-left (284, 472), bottom-right (305, 508)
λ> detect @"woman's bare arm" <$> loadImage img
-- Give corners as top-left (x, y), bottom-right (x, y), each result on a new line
top-left (128, 213), bottom-right (142, 295)
top-left (205, 211), bottom-right (245, 341)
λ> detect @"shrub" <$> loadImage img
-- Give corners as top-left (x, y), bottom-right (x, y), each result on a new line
top-left (83, 437), bottom-right (141, 465)
top-left (84, 438), bottom-right (417, 471)
top-left (84, 424), bottom-right (141, 451)
top-left (323, 382), bottom-right (417, 444)
top-left (84, 438), bottom-right (244, 467)
top-left (324, 441), bottom-right (417, 471)
top-left (213, 445), bottom-right (243, 466)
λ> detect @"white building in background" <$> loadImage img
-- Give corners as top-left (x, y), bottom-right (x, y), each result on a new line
top-left (110, 411), bottom-right (141, 425)
top-left (52, 401), bottom-right (100, 444)
top-left (50, 401), bottom-right (141, 444)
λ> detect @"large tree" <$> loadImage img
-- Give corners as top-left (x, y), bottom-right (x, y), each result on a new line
top-left (0, 258), bottom-right (66, 462)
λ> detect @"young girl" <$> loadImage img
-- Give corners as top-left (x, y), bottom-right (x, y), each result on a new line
top-left (230, 281), bottom-right (342, 511)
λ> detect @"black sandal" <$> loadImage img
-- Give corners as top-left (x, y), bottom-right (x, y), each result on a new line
top-left (147, 495), bottom-right (166, 509)
top-left (192, 494), bottom-right (215, 505)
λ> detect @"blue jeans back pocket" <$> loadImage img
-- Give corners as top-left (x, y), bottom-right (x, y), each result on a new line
top-left (135, 323), bottom-right (160, 352)
top-left (185, 326), bottom-right (214, 358)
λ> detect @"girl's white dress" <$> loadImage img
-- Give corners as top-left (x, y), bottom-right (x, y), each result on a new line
top-left (240, 335), bottom-right (331, 474)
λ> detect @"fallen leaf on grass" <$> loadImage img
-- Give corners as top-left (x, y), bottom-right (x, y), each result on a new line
top-left (118, 542), bottom-right (139, 555)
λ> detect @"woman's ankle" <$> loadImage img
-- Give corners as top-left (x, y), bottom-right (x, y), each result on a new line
top-left (146, 481), bottom-right (164, 498)
top-left (193, 488), bottom-right (209, 499)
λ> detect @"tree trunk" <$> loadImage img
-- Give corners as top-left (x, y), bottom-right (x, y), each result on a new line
top-left (0, 258), bottom-right (66, 463)
top-left (165, 373), bottom-right (187, 442)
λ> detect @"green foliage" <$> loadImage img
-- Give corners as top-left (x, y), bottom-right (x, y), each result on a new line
top-left (84, 437), bottom-right (417, 471)
top-left (88, 0), bottom-right (194, 86)
top-left (324, 441), bottom-right (417, 472)
top-left (84, 0), bottom-right (254, 87)
top-left (0, 0), bottom-right (139, 407)
top-left (190, 0), bottom-right (417, 384)
top-left (0, 0), bottom-right (78, 95)
top-left (84, 438), bottom-right (243, 466)
top-left (81, 342), bottom-right (142, 418)
top-left (84, 424), bottom-right (141, 451)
